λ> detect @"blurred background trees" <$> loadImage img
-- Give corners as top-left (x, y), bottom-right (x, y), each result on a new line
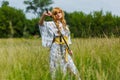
top-left (0, 0), bottom-right (120, 38)
top-left (0, 1), bottom-right (26, 38)
top-left (24, 0), bottom-right (53, 16)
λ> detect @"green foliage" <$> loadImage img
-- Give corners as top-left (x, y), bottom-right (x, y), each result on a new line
top-left (23, 18), bottom-right (40, 38)
top-left (0, 6), bottom-right (26, 38)
top-left (0, 1), bottom-right (120, 38)
top-left (1, 0), bottom-right (9, 6)
top-left (24, 0), bottom-right (53, 16)
top-left (0, 38), bottom-right (120, 80)
top-left (65, 10), bottom-right (120, 38)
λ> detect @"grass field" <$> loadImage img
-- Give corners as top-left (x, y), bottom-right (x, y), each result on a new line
top-left (0, 38), bottom-right (120, 80)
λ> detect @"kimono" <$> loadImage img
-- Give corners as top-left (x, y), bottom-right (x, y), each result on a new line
top-left (39, 21), bottom-right (81, 80)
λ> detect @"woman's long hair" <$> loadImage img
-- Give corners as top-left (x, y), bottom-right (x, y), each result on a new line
top-left (52, 7), bottom-right (69, 31)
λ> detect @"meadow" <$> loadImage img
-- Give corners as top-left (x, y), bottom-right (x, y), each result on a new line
top-left (0, 38), bottom-right (120, 80)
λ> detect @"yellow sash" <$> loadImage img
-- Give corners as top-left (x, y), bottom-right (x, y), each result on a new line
top-left (54, 36), bottom-right (68, 44)
top-left (54, 36), bottom-right (69, 62)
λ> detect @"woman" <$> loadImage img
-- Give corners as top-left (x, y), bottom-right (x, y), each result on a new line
top-left (39, 7), bottom-right (81, 80)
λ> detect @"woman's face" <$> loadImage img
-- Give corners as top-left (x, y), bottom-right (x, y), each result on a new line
top-left (54, 11), bottom-right (62, 20)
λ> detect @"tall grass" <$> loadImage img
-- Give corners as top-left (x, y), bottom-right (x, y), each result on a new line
top-left (0, 38), bottom-right (120, 80)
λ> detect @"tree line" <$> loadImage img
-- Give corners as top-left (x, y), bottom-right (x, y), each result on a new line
top-left (66, 11), bottom-right (120, 38)
top-left (0, 0), bottom-right (120, 38)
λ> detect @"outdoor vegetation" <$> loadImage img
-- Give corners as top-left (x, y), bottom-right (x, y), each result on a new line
top-left (0, 0), bottom-right (120, 80)
top-left (0, 38), bottom-right (120, 80)
top-left (0, 0), bottom-right (120, 38)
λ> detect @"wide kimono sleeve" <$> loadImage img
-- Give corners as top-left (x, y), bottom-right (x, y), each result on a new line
top-left (66, 25), bottom-right (72, 45)
top-left (39, 21), bottom-right (54, 48)
top-left (68, 33), bottom-right (72, 45)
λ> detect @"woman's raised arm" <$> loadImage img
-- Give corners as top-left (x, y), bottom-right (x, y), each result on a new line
top-left (39, 11), bottom-right (52, 26)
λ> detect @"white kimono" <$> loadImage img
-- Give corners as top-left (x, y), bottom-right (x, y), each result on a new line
top-left (39, 21), bottom-right (81, 80)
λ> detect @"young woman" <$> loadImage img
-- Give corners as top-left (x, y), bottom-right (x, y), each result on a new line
top-left (39, 7), bottom-right (81, 80)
